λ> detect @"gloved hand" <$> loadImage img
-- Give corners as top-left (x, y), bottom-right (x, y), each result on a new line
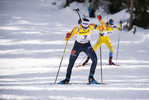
top-left (98, 15), bottom-right (102, 21)
top-left (66, 32), bottom-right (70, 38)
top-left (120, 20), bottom-right (123, 24)
top-left (78, 19), bottom-right (82, 24)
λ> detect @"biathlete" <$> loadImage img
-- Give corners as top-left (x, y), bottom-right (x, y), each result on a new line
top-left (82, 19), bottom-right (122, 66)
top-left (59, 15), bottom-right (106, 84)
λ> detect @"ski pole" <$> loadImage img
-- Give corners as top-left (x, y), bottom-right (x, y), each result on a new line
top-left (107, 13), bottom-right (109, 22)
top-left (98, 13), bottom-right (103, 83)
top-left (99, 40), bottom-right (103, 83)
top-left (73, 8), bottom-right (82, 21)
top-left (116, 32), bottom-right (120, 64)
top-left (54, 40), bottom-right (68, 84)
top-left (116, 20), bottom-right (123, 64)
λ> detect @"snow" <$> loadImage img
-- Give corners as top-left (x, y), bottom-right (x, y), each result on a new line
top-left (0, 0), bottom-right (149, 100)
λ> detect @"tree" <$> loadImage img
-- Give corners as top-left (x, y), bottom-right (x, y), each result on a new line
top-left (133, 0), bottom-right (149, 29)
top-left (128, 0), bottom-right (134, 30)
top-left (108, 0), bottom-right (125, 14)
top-left (65, 0), bottom-right (85, 7)
top-left (89, 0), bottom-right (99, 17)
top-left (120, 0), bottom-right (149, 29)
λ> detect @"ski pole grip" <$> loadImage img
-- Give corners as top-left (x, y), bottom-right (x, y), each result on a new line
top-left (120, 20), bottom-right (123, 24)
top-left (73, 8), bottom-right (79, 11)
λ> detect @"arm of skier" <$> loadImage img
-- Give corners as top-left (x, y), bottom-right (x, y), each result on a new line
top-left (115, 20), bottom-right (123, 31)
top-left (93, 15), bottom-right (106, 31)
top-left (65, 26), bottom-right (78, 41)
top-left (99, 20), bottom-right (106, 30)
top-left (115, 25), bottom-right (122, 31)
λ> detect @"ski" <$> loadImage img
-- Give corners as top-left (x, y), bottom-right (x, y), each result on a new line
top-left (0, 83), bottom-right (107, 86)
top-left (75, 64), bottom-right (88, 68)
top-left (75, 65), bottom-right (82, 68)
top-left (76, 64), bottom-right (120, 68)
top-left (55, 83), bottom-right (107, 85)
top-left (105, 64), bottom-right (120, 66)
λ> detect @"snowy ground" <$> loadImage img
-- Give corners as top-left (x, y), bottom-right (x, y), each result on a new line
top-left (0, 0), bottom-right (149, 100)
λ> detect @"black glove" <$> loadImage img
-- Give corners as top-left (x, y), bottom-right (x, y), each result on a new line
top-left (78, 19), bottom-right (82, 24)
top-left (120, 20), bottom-right (123, 24)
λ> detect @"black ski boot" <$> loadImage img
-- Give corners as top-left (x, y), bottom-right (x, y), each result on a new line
top-left (82, 57), bottom-right (90, 66)
top-left (109, 57), bottom-right (115, 65)
top-left (88, 71), bottom-right (99, 84)
top-left (59, 77), bottom-right (70, 84)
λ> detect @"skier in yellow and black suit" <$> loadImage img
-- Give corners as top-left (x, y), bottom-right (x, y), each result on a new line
top-left (59, 15), bottom-right (106, 84)
top-left (82, 19), bottom-right (122, 66)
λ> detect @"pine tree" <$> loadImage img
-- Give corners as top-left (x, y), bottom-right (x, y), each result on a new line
top-left (133, 0), bottom-right (149, 29)
top-left (65, 0), bottom-right (85, 7)
top-left (128, 0), bottom-right (134, 30)
top-left (108, 0), bottom-right (125, 14)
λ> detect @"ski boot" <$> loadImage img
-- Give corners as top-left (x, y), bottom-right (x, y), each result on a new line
top-left (109, 57), bottom-right (116, 65)
top-left (88, 76), bottom-right (99, 84)
top-left (58, 77), bottom-right (70, 84)
top-left (82, 57), bottom-right (89, 66)
top-left (109, 61), bottom-right (116, 65)
top-left (88, 71), bottom-right (99, 84)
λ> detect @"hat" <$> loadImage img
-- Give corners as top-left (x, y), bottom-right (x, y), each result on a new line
top-left (109, 19), bottom-right (114, 25)
top-left (82, 18), bottom-right (89, 27)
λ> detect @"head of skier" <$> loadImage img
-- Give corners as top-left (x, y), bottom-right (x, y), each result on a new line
top-left (82, 18), bottom-right (89, 31)
top-left (109, 19), bottom-right (114, 27)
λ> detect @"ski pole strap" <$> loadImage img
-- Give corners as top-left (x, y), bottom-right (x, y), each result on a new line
top-left (99, 22), bottom-right (102, 37)
top-left (98, 13), bottom-right (101, 34)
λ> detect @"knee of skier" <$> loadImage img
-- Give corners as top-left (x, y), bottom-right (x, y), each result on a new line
top-left (109, 43), bottom-right (113, 48)
top-left (94, 56), bottom-right (97, 63)
top-left (91, 55), bottom-right (97, 63)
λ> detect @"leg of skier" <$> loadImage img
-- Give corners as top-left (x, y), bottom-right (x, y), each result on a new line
top-left (83, 42), bottom-right (98, 84)
top-left (59, 42), bottom-right (82, 84)
top-left (82, 37), bottom-right (102, 66)
top-left (105, 39), bottom-right (115, 65)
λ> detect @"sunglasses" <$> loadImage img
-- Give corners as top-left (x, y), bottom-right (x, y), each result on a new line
top-left (109, 21), bottom-right (114, 25)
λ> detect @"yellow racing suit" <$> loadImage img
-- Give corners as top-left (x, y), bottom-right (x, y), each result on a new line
top-left (93, 24), bottom-right (121, 59)
top-left (65, 20), bottom-right (106, 42)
